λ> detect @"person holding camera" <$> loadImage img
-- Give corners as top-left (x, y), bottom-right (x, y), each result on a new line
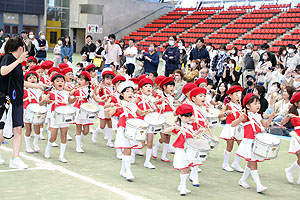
top-left (211, 44), bottom-right (230, 86)
top-left (104, 34), bottom-right (122, 68)
top-left (242, 43), bottom-right (260, 87)
top-left (256, 51), bottom-right (272, 86)
top-left (138, 43), bottom-right (159, 75)
top-left (222, 59), bottom-right (239, 85)
top-left (80, 35), bottom-right (96, 63)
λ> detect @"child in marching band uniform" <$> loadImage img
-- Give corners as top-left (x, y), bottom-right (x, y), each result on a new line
top-left (93, 70), bottom-right (116, 147)
top-left (106, 81), bottom-right (151, 181)
top-left (136, 78), bottom-right (157, 169)
top-left (44, 73), bottom-right (76, 163)
top-left (70, 71), bottom-right (93, 153)
top-left (164, 104), bottom-right (203, 196)
top-left (62, 67), bottom-right (75, 92)
top-left (218, 85), bottom-right (244, 172)
top-left (181, 83), bottom-right (197, 105)
top-left (281, 92), bottom-right (300, 185)
top-left (153, 77), bottom-right (175, 162)
top-left (40, 60), bottom-right (52, 85)
top-left (23, 71), bottom-right (47, 153)
top-left (233, 93), bottom-right (275, 193)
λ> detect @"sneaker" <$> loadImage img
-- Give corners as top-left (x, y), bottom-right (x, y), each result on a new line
top-left (52, 142), bottom-right (58, 147)
top-left (222, 163), bottom-right (234, 172)
top-left (106, 141), bottom-right (114, 148)
top-left (144, 162), bottom-right (155, 169)
top-left (189, 178), bottom-right (200, 187)
top-left (0, 155), bottom-right (5, 165)
top-left (44, 151), bottom-right (50, 159)
top-left (168, 146), bottom-right (175, 154)
top-left (179, 188), bottom-right (187, 196)
top-left (26, 147), bottom-right (35, 154)
top-left (177, 186), bottom-right (191, 194)
top-left (59, 157), bottom-right (68, 163)
top-left (136, 149), bottom-right (144, 156)
top-left (126, 171), bottom-right (134, 181)
top-left (116, 153), bottom-right (123, 160)
top-left (67, 133), bottom-right (72, 141)
top-left (76, 147), bottom-right (85, 153)
top-left (198, 168), bottom-right (202, 173)
top-left (285, 168), bottom-right (294, 183)
top-left (120, 170), bottom-right (126, 178)
top-left (160, 158), bottom-right (170, 163)
top-left (231, 163), bottom-right (244, 173)
top-left (9, 157), bottom-right (28, 169)
top-left (33, 145), bottom-right (40, 153)
top-left (256, 185), bottom-right (268, 193)
top-left (39, 133), bottom-right (46, 140)
top-left (239, 180), bottom-right (251, 189)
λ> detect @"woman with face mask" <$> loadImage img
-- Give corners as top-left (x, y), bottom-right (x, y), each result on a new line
top-left (32, 31), bottom-right (48, 61)
top-left (183, 59), bottom-right (200, 82)
top-left (211, 44), bottom-right (230, 86)
top-left (256, 51), bottom-right (272, 87)
top-left (277, 47), bottom-right (287, 65)
top-left (222, 59), bottom-right (240, 85)
top-left (162, 36), bottom-right (180, 77)
top-left (137, 43), bottom-right (159, 75)
top-left (178, 39), bottom-right (188, 71)
top-left (53, 37), bottom-right (63, 67)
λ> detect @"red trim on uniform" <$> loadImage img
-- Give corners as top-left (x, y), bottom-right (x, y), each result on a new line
top-left (288, 149), bottom-right (300, 154)
top-left (75, 123), bottom-right (94, 126)
top-left (236, 153), bottom-right (268, 162)
top-left (98, 117), bottom-right (112, 120)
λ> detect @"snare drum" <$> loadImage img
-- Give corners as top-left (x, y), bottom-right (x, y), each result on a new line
top-left (125, 119), bottom-right (149, 141)
top-left (184, 138), bottom-right (210, 162)
top-left (78, 103), bottom-right (100, 120)
top-left (54, 106), bottom-right (76, 124)
top-left (24, 104), bottom-right (47, 125)
top-left (207, 108), bottom-right (220, 126)
top-left (163, 112), bottom-right (177, 134)
top-left (234, 124), bottom-right (244, 140)
top-left (253, 133), bottom-right (280, 159)
top-left (144, 112), bottom-right (166, 133)
top-left (202, 131), bottom-right (220, 149)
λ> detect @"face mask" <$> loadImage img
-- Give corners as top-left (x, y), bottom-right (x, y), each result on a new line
top-left (294, 81), bottom-right (300, 88)
top-left (246, 49), bottom-right (252, 54)
top-left (169, 40), bottom-right (175, 46)
top-left (270, 86), bottom-right (277, 93)
top-left (178, 43), bottom-right (182, 47)
top-left (149, 47), bottom-right (154, 52)
top-left (138, 65), bottom-right (142, 71)
top-left (247, 80), bottom-right (253, 86)
top-left (219, 50), bottom-right (225, 55)
top-left (288, 49), bottom-right (294, 54)
top-left (282, 50), bottom-right (287, 55)
top-left (29, 35), bottom-right (34, 39)
top-left (120, 68), bottom-right (124, 72)
top-left (206, 46), bottom-right (211, 51)
top-left (58, 41), bottom-right (62, 45)
top-left (191, 63), bottom-right (196, 68)
top-left (242, 50), bottom-right (245, 54)
top-left (231, 50), bottom-right (235, 54)
top-left (263, 56), bottom-right (268, 60)
top-left (259, 50), bottom-right (266, 55)
top-left (228, 63), bottom-right (234, 68)
top-left (192, 44), bottom-right (196, 49)
top-left (40, 35), bottom-right (45, 40)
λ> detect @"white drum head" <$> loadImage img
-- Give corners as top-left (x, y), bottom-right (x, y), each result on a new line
top-left (256, 133), bottom-right (280, 145)
top-left (127, 118), bottom-right (149, 128)
top-left (144, 112), bottom-right (166, 125)
top-left (55, 106), bottom-right (75, 115)
top-left (81, 103), bottom-right (99, 112)
top-left (186, 138), bottom-right (210, 151)
top-left (163, 112), bottom-right (177, 125)
top-left (27, 104), bottom-right (47, 113)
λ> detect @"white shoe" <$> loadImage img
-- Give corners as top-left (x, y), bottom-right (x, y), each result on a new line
top-left (136, 149), bottom-right (144, 156)
top-left (59, 157), bottom-right (68, 163)
top-left (126, 171), bottom-right (134, 181)
top-left (116, 153), bottom-right (123, 160)
top-left (0, 155), bottom-right (5, 165)
top-left (177, 186), bottom-right (191, 193)
top-left (52, 142), bottom-right (58, 147)
top-left (190, 178), bottom-right (200, 187)
top-left (256, 185), bottom-right (268, 193)
top-left (120, 170), bottom-right (126, 178)
top-left (9, 157), bottom-right (28, 169)
top-left (26, 147), bottom-right (35, 154)
top-left (39, 133), bottom-right (46, 140)
top-left (285, 168), bottom-right (294, 183)
top-left (222, 163), bottom-right (234, 172)
top-left (76, 147), bottom-right (85, 153)
top-left (168, 146), bottom-right (175, 154)
top-left (106, 141), bottom-right (114, 148)
top-left (67, 134), bottom-right (72, 141)
top-left (231, 163), bottom-right (244, 173)
top-left (44, 151), bottom-right (50, 159)
top-left (239, 180), bottom-right (251, 189)
top-left (198, 168), bottom-right (202, 173)
top-left (33, 144), bottom-right (40, 153)
top-left (144, 162), bottom-right (155, 169)
top-left (179, 188), bottom-right (187, 196)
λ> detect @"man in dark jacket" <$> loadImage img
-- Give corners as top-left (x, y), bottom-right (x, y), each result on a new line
top-left (189, 37), bottom-right (210, 63)
top-left (162, 36), bottom-right (180, 77)
top-left (80, 35), bottom-right (96, 62)
top-left (138, 43), bottom-right (159, 74)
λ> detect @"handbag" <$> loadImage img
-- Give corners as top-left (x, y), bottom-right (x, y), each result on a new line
top-left (93, 58), bottom-right (102, 67)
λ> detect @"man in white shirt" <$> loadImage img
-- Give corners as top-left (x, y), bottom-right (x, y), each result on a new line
top-left (124, 38), bottom-right (138, 77)
top-left (104, 34), bottom-right (122, 68)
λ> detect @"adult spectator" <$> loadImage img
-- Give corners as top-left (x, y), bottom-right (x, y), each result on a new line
top-left (118, 40), bottom-right (126, 67)
top-left (229, 46), bottom-right (238, 62)
top-left (104, 34), bottom-right (122, 68)
top-left (242, 43), bottom-right (260, 87)
top-left (183, 59), bottom-right (199, 82)
top-left (265, 64), bottom-right (284, 92)
top-left (211, 44), bottom-right (230, 86)
top-left (138, 43), bottom-right (159, 75)
top-left (21, 30), bottom-right (32, 55)
top-left (95, 39), bottom-right (105, 59)
top-left (124, 38), bottom-right (138, 77)
top-left (284, 44), bottom-right (300, 70)
top-left (277, 46), bottom-right (287, 65)
top-left (53, 37), bottom-right (63, 67)
top-left (256, 51), bottom-right (272, 86)
top-left (162, 35), bottom-right (180, 77)
top-left (282, 68), bottom-right (294, 88)
top-left (0, 29), bottom-right (4, 49)
top-left (189, 38), bottom-right (210, 62)
top-left (0, 35), bottom-right (11, 54)
top-left (259, 43), bottom-right (277, 67)
top-left (242, 75), bottom-right (256, 101)
top-left (253, 85), bottom-right (268, 115)
top-left (173, 69), bottom-right (186, 104)
top-left (222, 59), bottom-right (239, 85)
top-left (61, 36), bottom-right (73, 63)
top-left (214, 82), bottom-right (228, 105)
top-left (28, 31), bottom-right (36, 57)
top-left (32, 31), bottom-right (48, 61)
top-left (80, 35), bottom-right (96, 63)
top-left (199, 67), bottom-right (213, 86)
top-left (178, 39), bottom-right (188, 69)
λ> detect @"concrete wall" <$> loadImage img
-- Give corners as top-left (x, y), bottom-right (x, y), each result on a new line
top-left (70, 0), bottom-right (174, 51)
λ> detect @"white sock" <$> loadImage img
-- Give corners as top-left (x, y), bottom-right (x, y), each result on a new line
top-left (24, 136), bottom-right (32, 149)
top-left (153, 141), bottom-right (161, 154)
top-left (45, 141), bottom-right (52, 154)
top-left (145, 148), bottom-right (152, 163)
top-left (240, 166), bottom-right (251, 182)
top-left (75, 135), bottom-right (81, 149)
top-left (116, 148), bottom-right (122, 156)
top-left (190, 166), bottom-right (199, 181)
top-left (161, 143), bottom-right (169, 159)
top-left (124, 155), bottom-right (132, 174)
top-left (104, 125), bottom-right (108, 138)
top-left (223, 150), bottom-right (231, 165)
top-left (33, 134), bottom-right (39, 146)
top-left (287, 161), bottom-right (300, 173)
top-left (59, 143), bottom-right (67, 159)
top-left (232, 155), bottom-right (241, 165)
top-left (131, 149), bottom-right (137, 163)
top-left (40, 127), bottom-right (44, 132)
top-left (120, 155), bottom-right (126, 174)
top-left (250, 170), bottom-right (263, 188)
top-left (179, 173), bottom-right (189, 190)
top-left (106, 128), bottom-right (113, 143)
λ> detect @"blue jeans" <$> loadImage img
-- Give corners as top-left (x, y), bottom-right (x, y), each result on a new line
top-left (265, 108), bottom-right (283, 122)
top-left (105, 64), bottom-right (110, 68)
top-left (36, 57), bottom-right (46, 62)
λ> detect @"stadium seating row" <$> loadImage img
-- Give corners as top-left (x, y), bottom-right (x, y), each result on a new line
top-left (211, 14), bottom-right (239, 19)
top-left (188, 28), bottom-right (214, 33)
top-left (243, 34), bottom-right (277, 40)
top-left (184, 15), bottom-right (209, 19)
top-left (209, 34), bottom-right (239, 39)
top-left (234, 40), bottom-right (268, 45)
top-left (218, 29), bottom-right (248, 33)
top-left (235, 19), bottom-right (265, 23)
top-left (228, 5), bottom-right (255, 10)
top-left (252, 29), bottom-right (286, 34)
top-left (180, 33), bottom-right (206, 38)
top-left (130, 32), bottom-right (151, 36)
top-left (260, 4), bottom-right (290, 9)
top-left (226, 24), bottom-right (257, 28)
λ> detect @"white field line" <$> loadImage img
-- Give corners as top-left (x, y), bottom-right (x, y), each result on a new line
top-left (0, 167), bottom-right (44, 173)
top-left (0, 146), bottom-right (150, 200)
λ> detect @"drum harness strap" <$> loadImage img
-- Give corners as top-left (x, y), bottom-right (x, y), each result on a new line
top-left (23, 89), bottom-right (38, 103)
top-left (244, 113), bottom-right (264, 135)
top-left (119, 102), bottom-right (137, 119)
top-left (98, 86), bottom-right (113, 101)
top-left (160, 93), bottom-right (175, 111)
top-left (54, 90), bottom-right (68, 105)
top-left (193, 105), bottom-right (206, 127)
top-left (138, 94), bottom-right (156, 111)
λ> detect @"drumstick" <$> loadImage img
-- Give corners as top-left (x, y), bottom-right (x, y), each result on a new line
top-left (206, 119), bottom-right (216, 137)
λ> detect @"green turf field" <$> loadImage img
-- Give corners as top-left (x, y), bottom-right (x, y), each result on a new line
top-left (1, 124), bottom-right (300, 200)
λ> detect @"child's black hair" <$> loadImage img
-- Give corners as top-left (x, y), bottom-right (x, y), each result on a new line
top-left (176, 112), bottom-right (193, 126)
top-left (51, 74), bottom-right (65, 82)
top-left (244, 95), bottom-right (260, 115)
top-left (119, 86), bottom-right (134, 100)
top-left (78, 74), bottom-right (91, 100)
top-left (162, 81), bottom-right (175, 92)
top-left (25, 72), bottom-right (39, 81)
top-left (103, 74), bottom-right (115, 80)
